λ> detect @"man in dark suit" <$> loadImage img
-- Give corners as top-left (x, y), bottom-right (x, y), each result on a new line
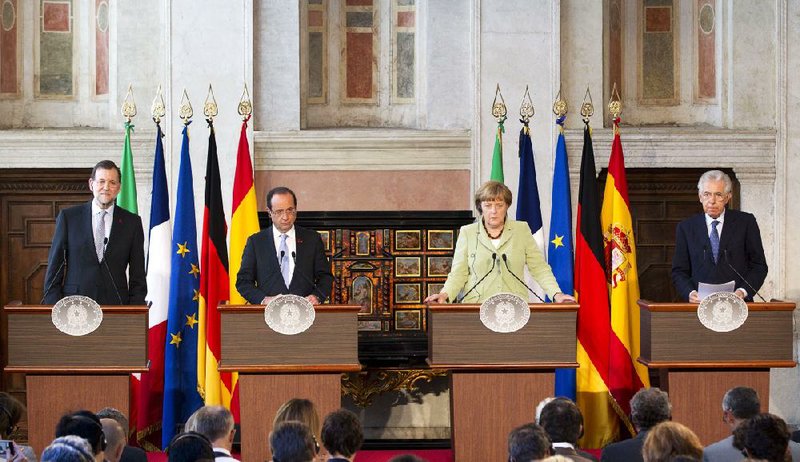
top-left (601, 387), bottom-right (671, 462)
top-left (43, 160), bottom-right (146, 305)
top-left (672, 170), bottom-right (767, 303)
top-left (236, 186), bottom-right (333, 305)
top-left (539, 398), bottom-right (597, 462)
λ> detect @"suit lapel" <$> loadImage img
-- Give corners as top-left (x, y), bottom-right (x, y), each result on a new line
top-left (82, 202), bottom-right (100, 263)
top-left (718, 209), bottom-right (736, 252)
top-left (694, 213), bottom-right (713, 264)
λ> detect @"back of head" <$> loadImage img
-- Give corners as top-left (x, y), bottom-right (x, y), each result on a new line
top-left (321, 409), bottom-right (364, 458)
top-left (184, 405), bottom-right (234, 443)
top-left (740, 413), bottom-right (790, 462)
top-left (722, 387), bottom-right (760, 420)
top-left (0, 392), bottom-right (24, 439)
top-left (95, 407), bottom-right (129, 435)
top-left (41, 435), bottom-right (95, 462)
top-left (166, 431), bottom-right (214, 462)
top-left (539, 398), bottom-right (583, 445)
top-left (631, 388), bottom-right (672, 431)
top-left (100, 418), bottom-right (125, 462)
top-left (508, 422), bottom-right (552, 462)
top-left (270, 421), bottom-right (316, 462)
top-left (641, 421), bottom-right (703, 462)
top-left (55, 410), bottom-right (106, 456)
top-left (273, 399), bottom-right (320, 438)
top-left (387, 455), bottom-right (427, 462)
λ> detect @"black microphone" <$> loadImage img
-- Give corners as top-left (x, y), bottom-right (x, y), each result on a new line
top-left (501, 254), bottom-right (545, 303)
top-left (102, 237), bottom-right (124, 305)
top-left (455, 253), bottom-right (497, 303)
top-left (723, 249), bottom-right (766, 302)
top-left (41, 248), bottom-right (67, 304)
top-left (291, 251), bottom-right (327, 303)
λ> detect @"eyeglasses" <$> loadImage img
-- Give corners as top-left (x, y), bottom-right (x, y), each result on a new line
top-left (269, 207), bottom-right (296, 218)
top-left (700, 191), bottom-right (728, 201)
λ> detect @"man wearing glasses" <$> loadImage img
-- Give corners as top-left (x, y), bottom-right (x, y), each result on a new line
top-left (672, 170), bottom-right (767, 303)
top-left (236, 186), bottom-right (333, 305)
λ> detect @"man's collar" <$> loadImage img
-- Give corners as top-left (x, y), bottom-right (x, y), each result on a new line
top-left (212, 447), bottom-right (232, 455)
top-left (552, 442), bottom-right (575, 449)
top-left (272, 225), bottom-right (296, 237)
top-left (705, 209), bottom-right (726, 225)
top-left (92, 201), bottom-right (115, 215)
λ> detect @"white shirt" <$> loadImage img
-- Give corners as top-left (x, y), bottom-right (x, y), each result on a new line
top-left (704, 210), bottom-right (725, 238)
top-left (91, 202), bottom-right (114, 250)
top-left (211, 446), bottom-right (239, 462)
top-left (272, 225), bottom-right (296, 284)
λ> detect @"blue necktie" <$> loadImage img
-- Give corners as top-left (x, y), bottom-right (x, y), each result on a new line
top-left (279, 233), bottom-right (291, 287)
top-left (710, 220), bottom-right (720, 263)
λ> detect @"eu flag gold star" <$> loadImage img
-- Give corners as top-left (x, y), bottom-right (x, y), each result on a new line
top-left (169, 332), bottom-right (182, 348)
top-left (192, 289), bottom-right (199, 301)
top-left (185, 313), bottom-right (198, 329)
top-left (551, 234), bottom-right (565, 248)
top-left (177, 242), bottom-right (191, 257)
top-left (189, 263), bottom-right (200, 278)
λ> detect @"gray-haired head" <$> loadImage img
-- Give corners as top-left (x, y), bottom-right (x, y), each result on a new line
top-left (96, 407), bottom-right (129, 435)
top-left (184, 406), bottom-right (234, 443)
top-left (722, 387), bottom-right (760, 420)
top-left (698, 170), bottom-right (733, 194)
top-left (41, 435), bottom-right (95, 462)
top-left (631, 387), bottom-right (672, 431)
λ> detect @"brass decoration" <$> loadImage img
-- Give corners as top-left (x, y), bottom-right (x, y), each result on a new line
top-left (151, 85), bottom-right (166, 124)
top-left (203, 84), bottom-right (218, 119)
top-left (238, 83), bottom-right (253, 120)
top-left (341, 369), bottom-right (449, 408)
top-left (121, 84), bottom-right (137, 122)
top-left (491, 84), bottom-right (507, 122)
top-left (580, 86), bottom-right (594, 121)
top-left (552, 86), bottom-right (568, 117)
top-left (608, 82), bottom-right (622, 119)
top-left (179, 89), bottom-right (193, 124)
top-left (519, 85), bottom-right (534, 123)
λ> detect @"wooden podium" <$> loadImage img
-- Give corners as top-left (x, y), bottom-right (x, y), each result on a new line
top-left (427, 303), bottom-right (578, 462)
top-left (219, 304), bottom-right (361, 462)
top-left (3, 304), bottom-right (148, 455)
top-left (638, 300), bottom-right (796, 444)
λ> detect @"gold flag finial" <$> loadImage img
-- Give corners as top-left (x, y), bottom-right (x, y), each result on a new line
top-left (238, 83), bottom-right (253, 120)
top-left (608, 82), bottom-right (622, 119)
top-left (491, 84), bottom-right (507, 122)
top-left (203, 84), bottom-right (218, 119)
top-left (151, 85), bottom-right (166, 124)
top-left (580, 85), bottom-right (594, 122)
top-left (552, 85), bottom-right (568, 117)
top-left (519, 85), bottom-right (534, 123)
top-left (121, 84), bottom-right (137, 122)
top-left (179, 89), bottom-right (193, 125)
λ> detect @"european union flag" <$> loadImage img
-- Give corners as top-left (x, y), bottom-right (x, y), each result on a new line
top-left (516, 122), bottom-right (543, 240)
top-left (162, 123), bottom-right (203, 448)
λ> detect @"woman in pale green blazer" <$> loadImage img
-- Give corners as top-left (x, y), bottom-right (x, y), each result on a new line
top-left (424, 181), bottom-right (575, 304)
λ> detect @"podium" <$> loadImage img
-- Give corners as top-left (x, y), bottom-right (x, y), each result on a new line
top-left (638, 300), bottom-right (796, 444)
top-left (3, 304), bottom-right (148, 454)
top-left (219, 304), bottom-right (361, 462)
top-left (427, 303), bottom-right (578, 462)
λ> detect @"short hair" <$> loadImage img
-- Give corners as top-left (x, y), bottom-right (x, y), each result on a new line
top-left (100, 418), bottom-right (125, 460)
top-left (697, 170), bottom-right (732, 194)
top-left (722, 386), bottom-right (760, 419)
top-left (534, 397), bottom-right (555, 424)
top-left (267, 187), bottom-right (297, 210)
top-left (387, 455), bottom-right (427, 462)
top-left (0, 392), bottom-right (25, 438)
top-left (739, 413), bottom-right (790, 462)
top-left (184, 406), bottom-right (234, 443)
top-left (91, 160), bottom-right (121, 182)
top-left (96, 407), bottom-right (129, 435)
top-left (41, 435), bottom-right (95, 462)
top-left (641, 421), bottom-right (703, 462)
top-left (474, 181), bottom-right (513, 213)
top-left (273, 399), bottom-right (320, 438)
top-left (55, 410), bottom-right (107, 455)
top-left (321, 409), bottom-right (363, 458)
top-left (166, 431), bottom-right (214, 462)
top-left (631, 388), bottom-right (672, 431)
top-left (270, 421), bottom-right (316, 462)
top-left (539, 398), bottom-right (583, 445)
top-left (508, 423), bottom-right (552, 462)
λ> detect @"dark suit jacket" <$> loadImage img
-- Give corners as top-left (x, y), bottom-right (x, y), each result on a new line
top-left (235, 225), bottom-right (333, 304)
top-left (671, 209), bottom-right (767, 301)
top-left (121, 445), bottom-right (148, 462)
top-left (600, 430), bottom-right (647, 462)
top-left (43, 202), bottom-right (147, 305)
top-left (554, 446), bottom-right (597, 462)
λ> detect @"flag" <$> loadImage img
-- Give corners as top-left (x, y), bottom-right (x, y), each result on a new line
top-left (516, 121), bottom-right (544, 246)
top-left (197, 121), bottom-right (237, 415)
top-left (601, 116), bottom-right (648, 419)
top-left (135, 124), bottom-right (170, 451)
top-left (549, 115), bottom-right (576, 400)
top-left (229, 116), bottom-right (259, 305)
top-left (117, 121), bottom-right (138, 214)
top-left (490, 116), bottom-right (506, 183)
top-left (162, 123), bottom-right (203, 449)
top-left (574, 120), bottom-right (617, 448)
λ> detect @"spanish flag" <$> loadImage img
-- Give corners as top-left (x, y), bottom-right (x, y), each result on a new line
top-left (229, 115), bottom-right (259, 306)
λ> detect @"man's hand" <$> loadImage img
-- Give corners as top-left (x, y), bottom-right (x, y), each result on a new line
top-left (306, 294), bottom-right (320, 305)
top-left (424, 292), bottom-right (449, 304)
top-left (553, 292), bottom-right (576, 303)
top-left (260, 295), bottom-right (278, 305)
top-left (689, 291), bottom-right (700, 303)
top-left (734, 288), bottom-right (746, 299)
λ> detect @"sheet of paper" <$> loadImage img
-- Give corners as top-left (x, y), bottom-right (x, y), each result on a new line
top-left (698, 280), bottom-right (735, 300)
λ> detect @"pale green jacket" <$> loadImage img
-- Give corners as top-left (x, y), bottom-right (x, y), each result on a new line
top-left (442, 219), bottom-right (561, 303)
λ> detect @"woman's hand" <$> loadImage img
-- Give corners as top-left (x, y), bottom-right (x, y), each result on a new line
top-left (424, 292), bottom-right (449, 304)
top-left (553, 292), bottom-right (576, 303)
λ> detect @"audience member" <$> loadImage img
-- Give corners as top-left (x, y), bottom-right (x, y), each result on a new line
top-left (0, 392), bottom-right (35, 461)
top-left (184, 406), bottom-right (238, 461)
top-left (40, 435), bottom-right (94, 462)
top-left (387, 455), bottom-right (427, 462)
top-left (99, 419), bottom-right (125, 462)
top-left (273, 399), bottom-right (323, 460)
top-left (737, 413), bottom-right (790, 462)
top-left (270, 421), bottom-right (317, 462)
top-left (508, 422), bottom-right (553, 462)
top-left (95, 407), bottom-right (146, 462)
top-left (54, 411), bottom-right (106, 462)
top-left (541, 457), bottom-right (574, 462)
top-left (641, 422), bottom-right (702, 462)
top-left (320, 409), bottom-right (363, 461)
top-left (539, 398), bottom-right (597, 461)
top-left (535, 397), bottom-right (556, 424)
top-left (601, 387), bottom-right (671, 462)
top-left (166, 431), bottom-right (214, 462)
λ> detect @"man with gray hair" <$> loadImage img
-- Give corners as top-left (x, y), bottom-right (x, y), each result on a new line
top-left (100, 418), bottom-right (126, 462)
top-left (601, 387), bottom-right (671, 462)
top-left (184, 406), bottom-right (238, 462)
top-left (672, 169), bottom-right (767, 303)
top-left (96, 407), bottom-right (146, 462)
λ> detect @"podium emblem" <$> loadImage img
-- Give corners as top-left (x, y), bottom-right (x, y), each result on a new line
top-left (265, 294), bottom-right (316, 335)
top-left (479, 293), bottom-right (530, 333)
top-left (697, 291), bottom-right (748, 332)
top-left (51, 295), bottom-right (103, 336)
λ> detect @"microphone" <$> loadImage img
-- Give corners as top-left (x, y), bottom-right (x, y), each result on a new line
top-left (501, 254), bottom-right (545, 303)
top-left (291, 251), bottom-right (327, 303)
top-left (41, 248), bottom-right (67, 304)
top-left (723, 249), bottom-right (766, 302)
top-left (455, 253), bottom-right (497, 303)
top-left (102, 237), bottom-right (124, 305)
